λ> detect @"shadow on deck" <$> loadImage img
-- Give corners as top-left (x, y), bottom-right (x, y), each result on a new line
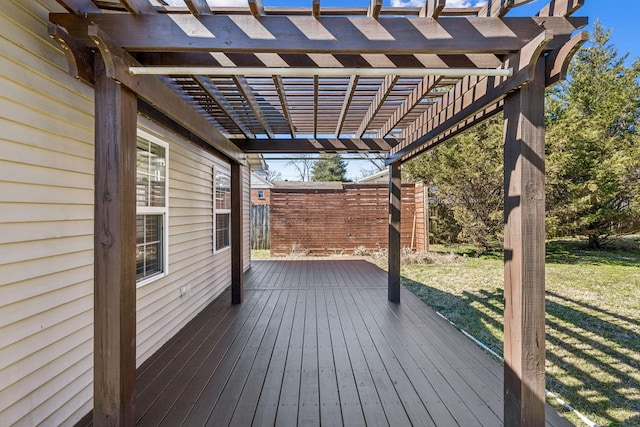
top-left (79, 259), bottom-right (571, 426)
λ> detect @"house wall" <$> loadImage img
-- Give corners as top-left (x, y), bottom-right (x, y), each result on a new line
top-left (0, 1), bottom-right (249, 425)
top-left (251, 188), bottom-right (271, 205)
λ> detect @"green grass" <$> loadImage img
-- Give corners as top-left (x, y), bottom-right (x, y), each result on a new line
top-left (251, 249), bottom-right (271, 259)
top-left (402, 236), bottom-right (640, 426)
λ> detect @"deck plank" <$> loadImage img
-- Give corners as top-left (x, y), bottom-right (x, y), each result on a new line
top-left (316, 289), bottom-right (344, 426)
top-left (275, 286), bottom-right (306, 425)
top-left (344, 288), bottom-right (436, 426)
top-left (124, 260), bottom-right (574, 427)
top-left (323, 289), bottom-right (367, 426)
top-left (136, 289), bottom-right (266, 425)
top-left (150, 290), bottom-right (274, 426)
top-left (182, 289), bottom-right (282, 426)
top-left (250, 290), bottom-right (300, 426)
top-left (337, 288), bottom-right (412, 425)
top-left (297, 289), bottom-right (320, 425)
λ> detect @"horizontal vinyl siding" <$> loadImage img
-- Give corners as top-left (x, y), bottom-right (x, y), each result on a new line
top-left (1, 2), bottom-right (247, 425)
top-left (0, 1), bottom-right (95, 426)
top-left (135, 121), bottom-right (232, 365)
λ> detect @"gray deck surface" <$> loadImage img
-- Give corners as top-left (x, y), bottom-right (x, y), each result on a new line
top-left (82, 259), bottom-right (572, 426)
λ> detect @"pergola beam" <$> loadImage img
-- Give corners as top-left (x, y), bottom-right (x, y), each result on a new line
top-left (538, 0), bottom-right (584, 17)
top-left (193, 75), bottom-right (256, 138)
top-left (356, 75), bottom-right (398, 138)
top-left (478, 0), bottom-right (535, 18)
top-left (50, 14), bottom-right (585, 55)
top-left (335, 75), bottom-right (359, 136)
top-left (419, 0), bottom-right (446, 18)
top-left (248, 0), bottom-right (265, 17)
top-left (377, 75), bottom-right (440, 138)
top-left (87, 24), bottom-right (245, 164)
top-left (368, 0), bottom-right (382, 19)
top-left (119, 0), bottom-right (156, 14)
top-left (273, 75), bottom-right (296, 138)
top-left (388, 30), bottom-right (552, 164)
top-left (184, 0), bottom-right (212, 16)
top-left (233, 75), bottom-right (275, 139)
top-left (232, 138), bottom-right (398, 153)
top-left (55, 0), bottom-right (101, 13)
top-left (313, 75), bottom-right (319, 138)
top-left (312, 0), bottom-right (320, 18)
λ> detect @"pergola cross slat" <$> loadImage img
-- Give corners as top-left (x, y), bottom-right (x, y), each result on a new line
top-left (49, 1), bottom-right (587, 426)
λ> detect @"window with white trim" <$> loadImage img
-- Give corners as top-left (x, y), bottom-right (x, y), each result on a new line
top-left (136, 132), bottom-right (168, 283)
top-left (214, 168), bottom-right (231, 252)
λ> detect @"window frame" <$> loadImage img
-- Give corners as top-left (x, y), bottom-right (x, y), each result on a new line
top-left (136, 129), bottom-right (169, 286)
top-left (257, 189), bottom-right (265, 199)
top-left (213, 166), bottom-right (231, 254)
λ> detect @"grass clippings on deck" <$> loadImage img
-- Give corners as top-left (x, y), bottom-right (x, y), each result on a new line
top-left (402, 237), bottom-right (640, 427)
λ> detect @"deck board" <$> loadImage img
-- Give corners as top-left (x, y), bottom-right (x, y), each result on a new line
top-left (78, 259), bottom-right (573, 427)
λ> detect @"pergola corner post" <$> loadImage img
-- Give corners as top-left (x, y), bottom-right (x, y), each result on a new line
top-left (503, 59), bottom-right (547, 426)
top-left (231, 162), bottom-right (244, 304)
top-left (93, 55), bottom-right (137, 426)
top-left (388, 161), bottom-right (401, 303)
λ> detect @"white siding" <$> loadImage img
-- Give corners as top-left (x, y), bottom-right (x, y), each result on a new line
top-left (0, 1), bottom-right (247, 425)
top-left (0, 1), bottom-right (95, 426)
top-left (135, 120), bottom-right (232, 364)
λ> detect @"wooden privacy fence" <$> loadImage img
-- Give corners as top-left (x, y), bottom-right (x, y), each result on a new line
top-left (268, 183), bottom-right (427, 255)
top-left (250, 204), bottom-right (270, 250)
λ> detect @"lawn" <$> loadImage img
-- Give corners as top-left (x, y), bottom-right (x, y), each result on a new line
top-left (401, 237), bottom-right (640, 426)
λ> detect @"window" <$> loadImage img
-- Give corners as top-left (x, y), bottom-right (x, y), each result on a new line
top-left (136, 132), bottom-right (168, 283)
top-left (214, 169), bottom-right (231, 252)
top-left (257, 190), bottom-right (264, 199)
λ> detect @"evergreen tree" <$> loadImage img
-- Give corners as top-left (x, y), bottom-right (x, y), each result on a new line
top-left (405, 117), bottom-right (504, 252)
top-left (545, 23), bottom-right (640, 247)
top-left (311, 154), bottom-right (349, 181)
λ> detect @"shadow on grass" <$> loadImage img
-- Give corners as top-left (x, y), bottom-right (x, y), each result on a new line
top-left (402, 276), bottom-right (640, 427)
top-left (546, 239), bottom-right (640, 266)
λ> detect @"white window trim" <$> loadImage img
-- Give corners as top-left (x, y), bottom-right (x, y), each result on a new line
top-left (137, 129), bottom-right (170, 287)
top-left (213, 166), bottom-right (231, 254)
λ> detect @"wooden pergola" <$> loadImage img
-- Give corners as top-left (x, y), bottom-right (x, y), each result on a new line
top-left (49, 0), bottom-right (587, 425)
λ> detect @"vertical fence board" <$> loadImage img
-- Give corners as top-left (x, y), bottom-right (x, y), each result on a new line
top-left (259, 183), bottom-right (421, 256)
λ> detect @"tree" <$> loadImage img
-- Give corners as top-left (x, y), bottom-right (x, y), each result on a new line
top-left (404, 117), bottom-right (504, 252)
top-left (311, 154), bottom-right (349, 181)
top-left (262, 168), bottom-right (282, 182)
top-left (286, 154), bottom-right (316, 182)
top-left (545, 23), bottom-right (640, 247)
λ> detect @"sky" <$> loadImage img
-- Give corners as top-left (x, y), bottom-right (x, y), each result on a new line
top-left (167, 0), bottom-right (640, 181)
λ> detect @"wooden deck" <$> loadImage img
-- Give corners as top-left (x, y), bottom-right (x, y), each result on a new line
top-left (80, 259), bottom-right (571, 426)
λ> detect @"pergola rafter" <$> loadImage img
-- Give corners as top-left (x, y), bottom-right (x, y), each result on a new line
top-left (49, 1), bottom-right (587, 425)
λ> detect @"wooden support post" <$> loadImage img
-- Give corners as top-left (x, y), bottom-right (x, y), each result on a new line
top-left (388, 162), bottom-right (401, 303)
top-left (503, 59), bottom-right (546, 426)
top-left (93, 55), bottom-right (137, 426)
top-left (231, 162), bottom-right (244, 304)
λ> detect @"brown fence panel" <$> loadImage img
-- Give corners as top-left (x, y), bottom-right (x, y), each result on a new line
top-left (270, 183), bottom-right (421, 255)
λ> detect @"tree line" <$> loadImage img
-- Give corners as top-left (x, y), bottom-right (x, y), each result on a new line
top-left (404, 24), bottom-right (640, 250)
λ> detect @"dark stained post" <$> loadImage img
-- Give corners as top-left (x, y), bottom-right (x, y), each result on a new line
top-left (503, 59), bottom-right (546, 426)
top-left (93, 56), bottom-right (137, 425)
top-left (231, 161), bottom-right (244, 304)
top-left (388, 161), bottom-right (401, 303)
